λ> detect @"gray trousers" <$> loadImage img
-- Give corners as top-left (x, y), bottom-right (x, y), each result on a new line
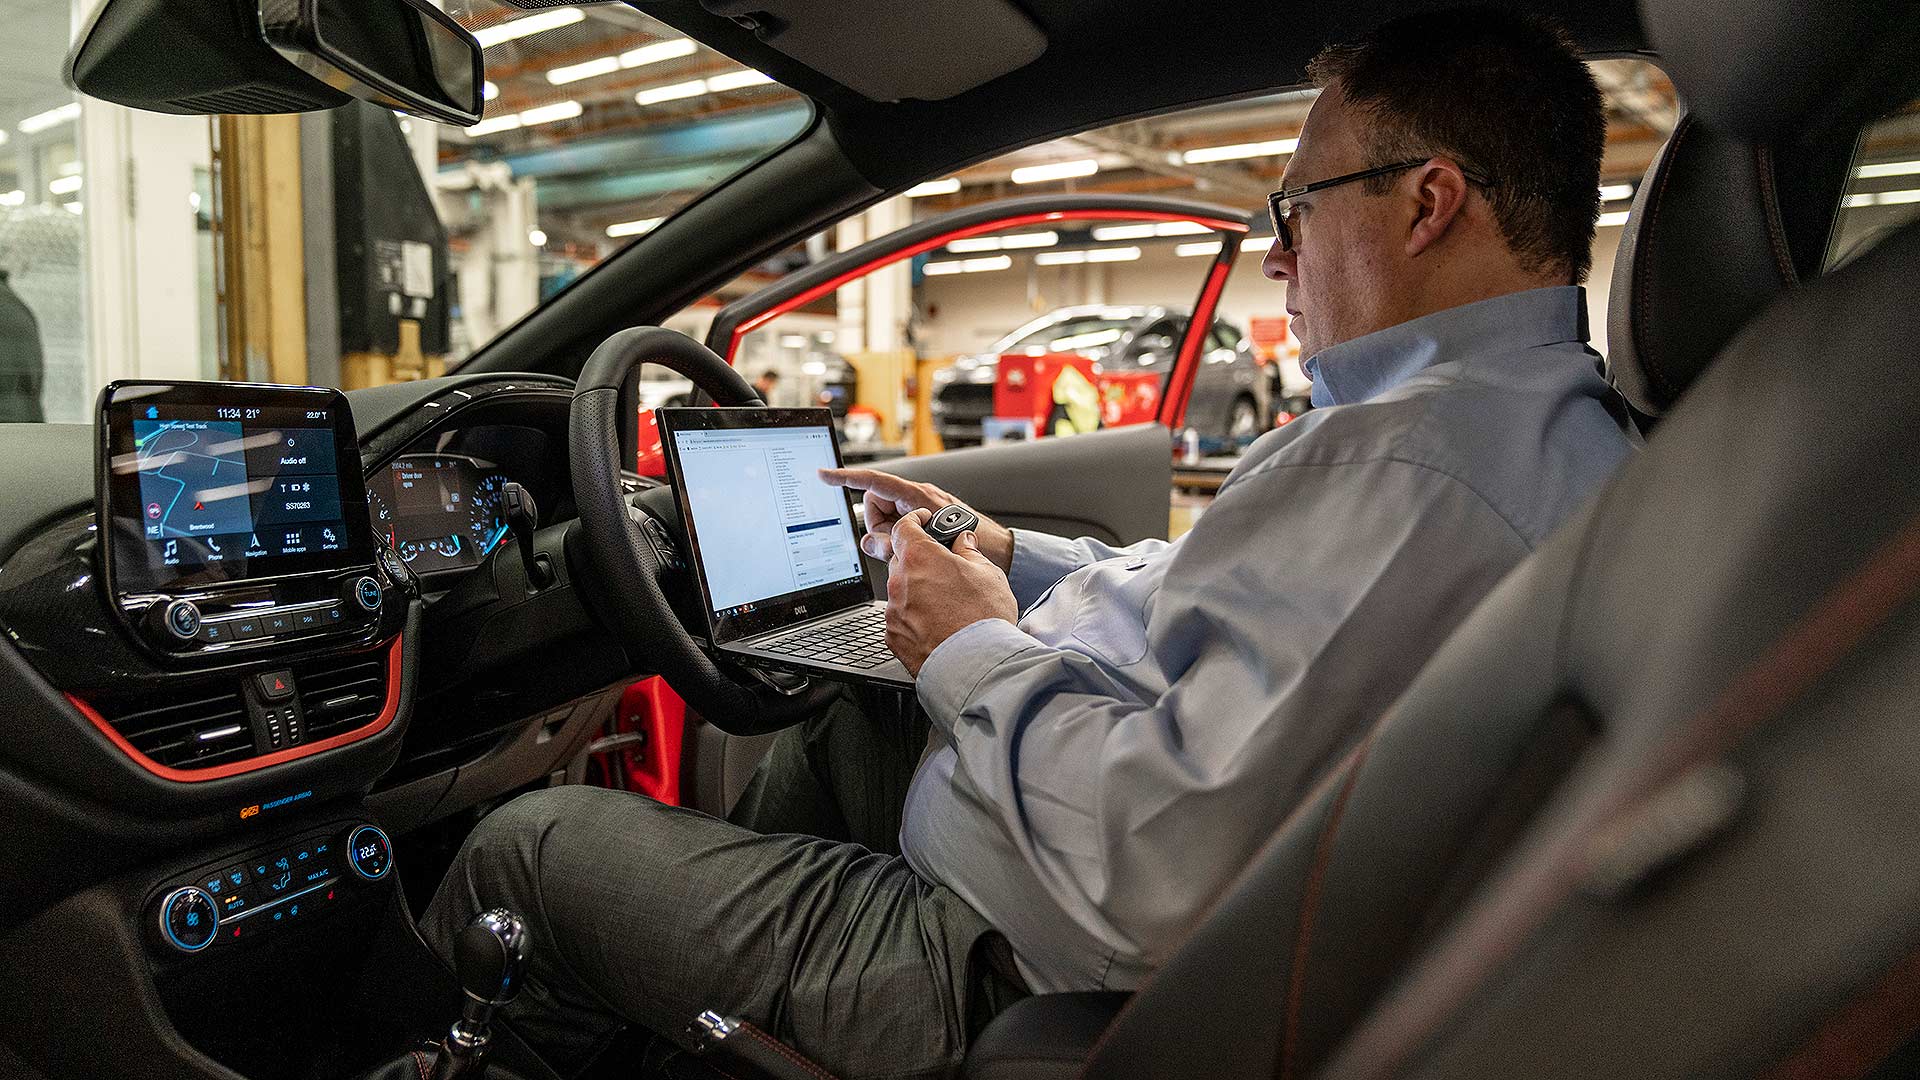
top-left (419, 689), bottom-right (1025, 1080)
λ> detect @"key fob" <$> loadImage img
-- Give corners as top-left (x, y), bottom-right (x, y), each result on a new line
top-left (925, 504), bottom-right (980, 550)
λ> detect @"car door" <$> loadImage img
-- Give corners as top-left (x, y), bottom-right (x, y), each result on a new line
top-left (702, 193), bottom-right (1258, 545)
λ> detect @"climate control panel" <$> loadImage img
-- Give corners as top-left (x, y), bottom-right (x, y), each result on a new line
top-left (150, 821), bottom-right (394, 954)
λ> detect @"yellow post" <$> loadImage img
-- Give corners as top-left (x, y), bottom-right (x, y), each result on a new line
top-left (214, 115), bottom-right (307, 385)
top-left (913, 356), bottom-right (951, 456)
top-left (845, 348), bottom-right (916, 444)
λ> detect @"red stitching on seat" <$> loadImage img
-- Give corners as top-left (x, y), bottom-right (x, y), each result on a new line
top-left (1280, 734), bottom-right (1378, 1080)
top-left (739, 1021), bottom-right (840, 1080)
top-left (1325, 511), bottom-right (1920, 1079)
top-left (411, 1050), bottom-right (431, 1080)
top-left (1764, 941), bottom-right (1920, 1080)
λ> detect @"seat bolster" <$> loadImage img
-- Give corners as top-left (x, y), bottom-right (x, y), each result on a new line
top-left (962, 992), bottom-right (1132, 1080)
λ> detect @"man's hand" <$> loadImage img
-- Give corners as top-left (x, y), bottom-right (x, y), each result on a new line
top-left (884, 510), bottom-right (1018, 675)
top-left (820, 467), bottom-right (1014, 571)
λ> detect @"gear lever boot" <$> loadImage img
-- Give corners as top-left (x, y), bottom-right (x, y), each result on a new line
top-left (431, 908), bottom-right (532, 1080)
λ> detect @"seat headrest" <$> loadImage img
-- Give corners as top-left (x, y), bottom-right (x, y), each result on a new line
top-left (1643, 0), bottom-right (1920, 142)
top-left (1605, 114), bottom-right (1800, 418)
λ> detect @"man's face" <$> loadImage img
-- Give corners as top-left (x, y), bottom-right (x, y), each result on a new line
top-left (1262, 84), bottom-right (1404, 359)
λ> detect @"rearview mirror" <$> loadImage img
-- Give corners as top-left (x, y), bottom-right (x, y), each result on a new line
top-left (261, 0), bottom-right (483, 126)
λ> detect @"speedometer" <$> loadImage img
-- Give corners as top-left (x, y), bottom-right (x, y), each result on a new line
top-left (469, 473), bottom-right (509, 554)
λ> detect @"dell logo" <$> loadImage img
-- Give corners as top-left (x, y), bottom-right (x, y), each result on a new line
top-left (794, 605), bottom-right (807, 615)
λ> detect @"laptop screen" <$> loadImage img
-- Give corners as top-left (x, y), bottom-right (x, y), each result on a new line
top-left (662, 411), bottom-right (871, 642)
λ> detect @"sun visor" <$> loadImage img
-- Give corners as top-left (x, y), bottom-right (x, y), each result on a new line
top-left (695, 0), bottom-right (1047, 102)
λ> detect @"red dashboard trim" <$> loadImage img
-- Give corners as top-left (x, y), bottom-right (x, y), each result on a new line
top-left (63, 635), bottom-right (406, 784)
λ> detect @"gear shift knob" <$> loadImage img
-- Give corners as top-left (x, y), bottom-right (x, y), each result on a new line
top-left (455, 908), bottom-right (530, 1008)
top-left (433, 909), bottom-right (531, 1080)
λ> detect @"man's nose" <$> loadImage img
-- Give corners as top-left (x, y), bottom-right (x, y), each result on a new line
top-left (1262, 243), bottom-right (1295, 281)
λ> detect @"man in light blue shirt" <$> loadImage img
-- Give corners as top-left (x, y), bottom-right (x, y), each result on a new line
top-left (424, 11), bottom-right (1638, 1078)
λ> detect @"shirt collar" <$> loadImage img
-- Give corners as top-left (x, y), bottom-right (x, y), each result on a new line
top-left (1303, 285), bottom-right (1589, 407)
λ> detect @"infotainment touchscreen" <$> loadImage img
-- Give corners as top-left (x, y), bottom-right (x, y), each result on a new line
top-left (98, 382), bottom-right (376, 594)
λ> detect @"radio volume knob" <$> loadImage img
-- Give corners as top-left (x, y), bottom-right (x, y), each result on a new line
top-left (162, 599), bottom-right (202, 641)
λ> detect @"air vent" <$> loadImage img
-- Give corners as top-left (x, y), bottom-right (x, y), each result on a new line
top-left (295, 655), bottom-right (389, 741)
top-left (100, 684), bottom-right (254, 770)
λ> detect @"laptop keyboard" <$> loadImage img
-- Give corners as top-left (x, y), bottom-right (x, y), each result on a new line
top-left (758, 608), bottom-right (896, 669)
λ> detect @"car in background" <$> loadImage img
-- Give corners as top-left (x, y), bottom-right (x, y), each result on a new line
top-left (930, 306), bottom-right (1269, 449)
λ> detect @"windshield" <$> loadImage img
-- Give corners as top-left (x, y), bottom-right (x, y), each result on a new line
top-left (0, 0), bottom-right (809, 422)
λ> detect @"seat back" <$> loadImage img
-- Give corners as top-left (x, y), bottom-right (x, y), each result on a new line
top-left (1077, 4), bottom-right (1920, 1076)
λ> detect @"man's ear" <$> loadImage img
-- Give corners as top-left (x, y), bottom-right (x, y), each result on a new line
top-left (1405, 158), bottom-right (1471, 258)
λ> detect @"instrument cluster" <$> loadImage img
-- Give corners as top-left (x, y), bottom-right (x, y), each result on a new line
top-left (366, 454), bottom-right (512, 576)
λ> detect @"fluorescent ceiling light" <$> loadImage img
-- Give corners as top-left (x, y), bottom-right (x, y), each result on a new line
top-left (1175, 241), bottom-right (1223, 257)
top-left (905, 178), bottom-right (961, 197)
top-left (1596, 209), bottom-right (1631, 228)
top-left (550, 38), bottom-right (699, 86)
top-left (637, 79), bottom-right (706, 105)
top-left (706, 69), bottom-right (773, 92)
top-left (1856, 160), bottom-right (1920, 179)
top-left (0, 190), bottom-right (23, 207)
top-left (780, 335), bottom-right (808, 348)
top-left (1878, 188), bottom-right (1920, 205)
top-left (607, 216), bottom-right (663, 238)
top-left (47, 175), bottom-right (82, 195)
top-left (0, 130), bottom-right (8, 147)
top-left (465, 114), bottom-right (523, 137)
top-left (1090, 221), bottom-right (1209, 241)
top-left (547, 57), bottom-right (621, 85)
top-left (925, 255), bottom-right (1011, 275)
top-left (18, 103), bottom-right (80, 135)
top-left (483, 81), bottom-right (499, 101)
top-left (1844, 192), bottom-right (1876, 208)
top-left (1240, 236), bottom-right (1275, 253)
top-left (1036, 246), bottom-right (1143, 265)
top-left (1599, 184), bottom-right (1634, 202)
top-left (1010, 159), bottom-right (1099, 184)
top-left (1181, 138), bottom-right (1297, 164)
top-left (947, 231), bottom-right (1057, 253)
top-left (621, 38), bottom-right (698, 68)
top-left (518, 100), bottom-right (582, 126)
top-left (65, 202), bottom-right (81, 215)
top-left (472, 7), bottom-right (583, 48)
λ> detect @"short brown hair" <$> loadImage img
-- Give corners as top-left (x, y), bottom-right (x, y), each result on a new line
top-left (1307, 9), bottom-right (1606, 281)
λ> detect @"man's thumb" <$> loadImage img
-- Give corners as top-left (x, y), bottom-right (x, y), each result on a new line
top-left (954, 530), bottom-right (987, 561)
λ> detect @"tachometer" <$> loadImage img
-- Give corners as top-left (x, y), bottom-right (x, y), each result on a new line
top-left (468, 473), bottom-right (509, 555)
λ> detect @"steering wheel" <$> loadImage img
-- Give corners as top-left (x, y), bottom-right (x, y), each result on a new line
top-left (569, 326), bottom-right (840, 735)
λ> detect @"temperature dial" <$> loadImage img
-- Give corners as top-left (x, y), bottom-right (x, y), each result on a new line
top-left (347, 824), bottom-right (393, 881)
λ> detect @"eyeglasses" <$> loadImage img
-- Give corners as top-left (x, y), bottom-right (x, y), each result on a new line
top-left (1266, 159), bottom-right (1494, 253)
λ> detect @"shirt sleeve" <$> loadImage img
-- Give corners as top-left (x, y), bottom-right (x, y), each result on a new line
top-left (1007, 528), bottom-right (1173, 611)
top-left (916, 456), bottom-right (1532, 966)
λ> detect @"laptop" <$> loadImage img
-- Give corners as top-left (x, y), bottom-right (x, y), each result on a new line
top-left (657, 407), bottom-right (912, 689)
